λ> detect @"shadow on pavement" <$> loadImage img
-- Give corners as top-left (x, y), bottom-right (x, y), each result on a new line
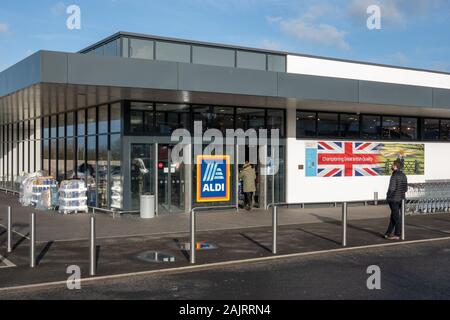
top-left (239, 233), bottom-right (271, 253)
top-left (37, 241), bottom-right (54, 265)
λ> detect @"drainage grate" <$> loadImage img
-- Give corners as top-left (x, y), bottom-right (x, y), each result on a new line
top-left (136, 251), bottom-right (176, 263)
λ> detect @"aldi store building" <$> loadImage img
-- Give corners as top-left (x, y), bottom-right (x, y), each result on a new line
top-left (1, 31), bottom-right (450, 214)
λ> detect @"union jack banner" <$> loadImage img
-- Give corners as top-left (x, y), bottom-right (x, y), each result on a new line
top-left (308, 141), bottom-right (383, 177)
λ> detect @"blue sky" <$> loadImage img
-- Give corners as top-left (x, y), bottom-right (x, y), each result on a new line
top-left (1, 0), bottom-right (450, 72)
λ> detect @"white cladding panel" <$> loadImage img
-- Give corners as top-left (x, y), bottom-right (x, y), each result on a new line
top-left (287, 55), bottom-right (450, 90)
top-left (286, 138), bottom-right (450, 204)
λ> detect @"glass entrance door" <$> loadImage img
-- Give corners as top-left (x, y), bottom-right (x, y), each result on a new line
top-left (130, 144), bottom-right (154, 210)
top-left (157, 144), bottom-right (185, 214)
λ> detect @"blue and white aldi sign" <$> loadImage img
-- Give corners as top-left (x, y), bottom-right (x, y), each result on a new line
top-left (197, 155), bottom-right (231, 203)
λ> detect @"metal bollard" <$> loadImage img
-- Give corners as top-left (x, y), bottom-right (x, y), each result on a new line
top-left (30, 213), bottom-right (36, 268)
top-left (7, 206), bottom-right (12, 253)
top-left (401, 199), bottom-right (406, 241)
top-left (374, 192), bottom-right (379, 206)
top-left (272, 206), bottom-right (278, 254)
top-left (89, 216), bottom-right (96, 276)
top-left (190, 209), bottom-right (196, 264)
top-left (342, 202), bottom-right (347, 247)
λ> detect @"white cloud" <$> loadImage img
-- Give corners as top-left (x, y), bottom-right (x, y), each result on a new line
top-left (271, 4), bottom-right (350, 51)
top-left (280, 19), bottom-right (350, 51)
top-left (0, 23), bottom-right (9, 34)
top-left (51, 1), bottom-right (67, 16)
top-left (266, 16), bottom-right (282, 23)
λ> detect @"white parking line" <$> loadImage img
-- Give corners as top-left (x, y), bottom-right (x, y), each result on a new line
top-left (0, 255), bottom-right (16, 268)
top-left (1, 235), bottom-right (450, 293)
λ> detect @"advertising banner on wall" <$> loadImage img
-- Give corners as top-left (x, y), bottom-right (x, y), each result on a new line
top-left (305, 141), bottom-right (425, 177)
top-left (196, 155), bottom-right (231, 202)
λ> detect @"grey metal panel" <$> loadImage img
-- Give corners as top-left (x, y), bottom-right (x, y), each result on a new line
top-left (178, 63), bottom-right (278, 96)
top-left (278, 73), bottom-right (358, 102)
top-left (0, 52), bottom-right (41, 97)
top-left (359, 81), bottom-right (433, 107)
top-left (67, 53), bottom-right (178, 90)
top-left (433, 88), bottom-right (450, 109)
top-left (40, 51), bottom-right (68, 84)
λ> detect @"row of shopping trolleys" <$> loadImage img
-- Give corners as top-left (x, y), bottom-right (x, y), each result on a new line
top-left (405, 181), bottom-right (450, 214)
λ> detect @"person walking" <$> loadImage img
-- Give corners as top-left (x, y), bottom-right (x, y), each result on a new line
top-left (239, 162), bottom-right (256, 211)
top-left (384, 159), bottom-right (408, 240)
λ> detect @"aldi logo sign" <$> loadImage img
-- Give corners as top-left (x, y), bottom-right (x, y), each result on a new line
top-left (197, 155), bottom-right (230, 202)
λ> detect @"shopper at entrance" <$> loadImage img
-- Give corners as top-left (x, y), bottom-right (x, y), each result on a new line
top-left (384, 160), bottom-right (408, 240)
top-left (239, 162), bottom-right (256, 211)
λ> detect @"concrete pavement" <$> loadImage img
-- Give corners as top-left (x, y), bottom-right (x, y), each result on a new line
top-left (1, 238), bottom-right (450, 299)
top-left (1, 192), bottom-right (450, 292)
top-left (0, 193), bottom-right (390, 242)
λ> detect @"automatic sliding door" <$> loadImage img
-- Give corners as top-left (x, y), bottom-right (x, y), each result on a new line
top-left (130, 144), bottom-right (154, 211)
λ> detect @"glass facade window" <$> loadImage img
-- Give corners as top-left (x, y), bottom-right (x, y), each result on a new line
top-left (267, 109), bottom-right (285, 137)
top-left (130, 110), bottom-right (144, 134)
top-left (111, 103), bottom-right (122, 133)
top-left (192, 46), bottom-right (235, 68)
top-left (97, 135), bottom-right (109, 208)
top-left (211, 107), bottom-right (235, 134)
top-left (340, 114), bottom-right (360, 138)
top-left (236, 51), bottom-right (266, 71)
top-left (440, 120), bottom-right (450, 141)
top-left (66, 137), bottom-right (75, 178)
top-left (87, 107), bottom-right (97, 135)
top-left (122, 38), bottom-right (129, 57)
top-left (76, 137), bottom-right (85, 178)
top-left (110, 134), bottom-right (122, 209)
top-left (50, 139), bottom-right (57, 178)
top-left (43, 117), bottom-right (49, 139)
top-left (50, 115), bottom-right (57, 138)
top-left (58, 113), bottom-right (65, 138)
top-left (43, 139), bottom-right (49, 174)
top-left (423, 119), bottom-right (440, 140)
top-left (98, 105), bottom-right (109, 134)
top-left (129, 38), bottom-right (154, 60)
top-left (94, 46), bottom-right (103, 56)
top-left (58, 138), bottom-right (65, 181)
top-left (361, 115), bottom-right (381, 139)
top-left (296, 112), bottom-right (317, 137)
top-left (318, 113), bottom-right (339, 137)
top-left (77, 109), bottom-right (86, 136)
top-left (267, 55), bottom-right (286, 72)
top-left (155, 104), bottom-right (190, 135)
top-left (382, 116), bottom-right (400, 139)
top-left (87, 135), bottom-right (97, 206)
top-left (235, 108), bottom-right (265, 132)
top-left (155, 41), bottom-right (191, 63)
top-left (104, 39), bottom-right (118, 57)
top-left (66, 112), bottom-right (75, 137)
top-left (401, 117), bottom-right (417, 140)
top-left (129, 102), bottom-right (153, 134)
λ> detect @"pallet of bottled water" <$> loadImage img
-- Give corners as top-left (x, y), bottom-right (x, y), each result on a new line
top-left (59, 180), bottom-right (88, 214)
top-left (31, 177), bottom-right (59, 210)
top-left (405, 181), bottom-right (450, 214)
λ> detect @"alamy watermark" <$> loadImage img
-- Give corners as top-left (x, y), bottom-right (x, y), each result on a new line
top-left (367, 5), bottom-right (381, 30)
top-left (66, 4), bottom-right (81, 30)
top-left (66, 265), bottom-right (81, 290)
top-left (171, 121), bottom-right (280, 175)
top-left (366, 265), bottom-right (381, 290)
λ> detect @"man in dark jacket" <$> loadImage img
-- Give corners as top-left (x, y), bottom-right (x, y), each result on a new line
top-left (385, 160), bottom-right (408, 240)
